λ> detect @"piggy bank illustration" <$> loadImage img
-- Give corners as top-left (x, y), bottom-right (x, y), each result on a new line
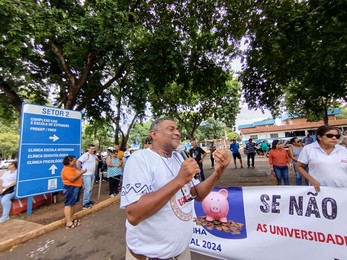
top-left (202, 189), bottom-right (229, 223)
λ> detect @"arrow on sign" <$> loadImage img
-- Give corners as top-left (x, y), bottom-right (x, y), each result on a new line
top-left (49, 164), bottom-right (58, 175)
top-left (49, 135), bottom-right (59, 142)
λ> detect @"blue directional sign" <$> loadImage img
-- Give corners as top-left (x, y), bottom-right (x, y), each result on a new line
top-left (17, 103), bottom-right (82, 198)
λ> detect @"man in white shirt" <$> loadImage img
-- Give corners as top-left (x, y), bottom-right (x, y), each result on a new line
top-left (76, 144), bottom-right (97, 209)
top-left (120, 117), bottom-right (231, 260)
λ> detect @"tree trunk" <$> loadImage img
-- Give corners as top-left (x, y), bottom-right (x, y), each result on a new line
top-left (120, 114), bottom-right (138, 151)
top-left (0, 77), bottom-right (23, 113)
top-left (322, 102), bottom-right (329, 126)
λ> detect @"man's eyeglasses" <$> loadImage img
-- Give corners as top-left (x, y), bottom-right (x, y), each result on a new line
top-left (325, 134), bottom-right (341, 139)
top-left (296, 140), bottom-right (301, 143)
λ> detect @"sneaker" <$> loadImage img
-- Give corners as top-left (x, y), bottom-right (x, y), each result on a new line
top-left (0, 217), bottom-right (9, 223)
top-left (109, 194), bottom-right (115, 198)
top-left (241, 166), bottom-right (244, 168)
top-left (89, 200), bottom-right (95, 205)
top-left (82, 203), bottom-right (92, 210)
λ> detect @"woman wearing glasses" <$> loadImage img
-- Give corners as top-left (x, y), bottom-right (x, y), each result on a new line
top-left (288, 137), bottom-right (309, 186)
top-left (297, 125), bottom-right (347, 192)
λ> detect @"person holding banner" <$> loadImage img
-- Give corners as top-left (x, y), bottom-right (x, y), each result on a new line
top-left (268, 139), bottom-right (292, 185)
top-left (120, 117), bottom-right (231, 260)
top-left (297, 125), bottom-right (347, 192)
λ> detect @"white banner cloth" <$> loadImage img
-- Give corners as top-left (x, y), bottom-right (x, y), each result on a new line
top-left (190, 186), bottom-right (347, 260)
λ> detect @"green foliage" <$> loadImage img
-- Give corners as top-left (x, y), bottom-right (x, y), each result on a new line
top-left (0, 0), bottom-right (49, 118)
top-left (336, 105), bottom-right (347, 120)
top-left (130, 1), bottom-right (245, 139)
top-left (226, 131), bottom-right (241, 142)
top-left (0, 123), bottom-right (19, 159)
top-left (128, 121), bottom-right (152, 148)
top-left (82, 118), bottom-right (114, 151)
top-left (241, 0), bottom-right (347, 123)
top-left (1, 0), bottom-right (247, 147)
top-left (195, 118), bottom-right (224, 141)
top-left (150, 75), bottom-right (241, 140)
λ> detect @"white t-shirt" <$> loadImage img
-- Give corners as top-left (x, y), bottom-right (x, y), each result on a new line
top-left (78, 152), bottom-right (96, 175)
top-left (1, 170), bottom-right (17, 187)
top-left (298, 141), bottom-right (347, 187)
top-left (120, 148), bottom-right (199, 259)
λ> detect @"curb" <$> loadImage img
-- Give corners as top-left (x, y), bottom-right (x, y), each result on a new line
top-left (0, 195), bottom-right (120, 253)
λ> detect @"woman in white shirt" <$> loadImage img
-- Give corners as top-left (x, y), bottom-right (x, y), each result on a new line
top-left (0, 161), bottom-right (17, 223)
top-left (297, 126), bottom-right (347, 192)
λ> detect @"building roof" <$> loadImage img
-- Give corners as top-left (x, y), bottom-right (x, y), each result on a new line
top-left (238, 108), bottom-right (344, 134)
top-left (240, 118), bottom-right (347, 135)
top-left (239, 119), bottom-right (275, 129)
top-left (280, 108), bottom-right (342, 121)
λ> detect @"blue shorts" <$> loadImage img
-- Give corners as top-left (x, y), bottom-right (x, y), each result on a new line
top-left (63, 185), bottom-right (81, 206)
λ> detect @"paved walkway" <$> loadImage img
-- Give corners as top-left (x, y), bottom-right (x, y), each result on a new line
top-left (0, 152), bottom-right (298, 252)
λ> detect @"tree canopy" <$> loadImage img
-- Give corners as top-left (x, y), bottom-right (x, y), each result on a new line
top-left (240, 0), bottom-right (347, 124)
top-left (3, 0), bottom-right (344, 143)
top-left (1, 0), bottom-right (246, 142)
top-left (150, 76), bottom-right (241, 140)
top-left (0, 123), bottom-right (19, 159)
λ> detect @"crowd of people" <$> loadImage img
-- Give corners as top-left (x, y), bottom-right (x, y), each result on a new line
top-left (267, 126), bottom-right (347, 187)
top-left (1, 121), bottom-right (346, 260)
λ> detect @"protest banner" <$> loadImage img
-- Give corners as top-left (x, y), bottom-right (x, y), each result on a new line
top-left (191, 186), bottom-right (347, 260)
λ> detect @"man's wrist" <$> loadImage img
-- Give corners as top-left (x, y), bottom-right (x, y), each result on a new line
top-left (211, 172), bottom-right (221, 181)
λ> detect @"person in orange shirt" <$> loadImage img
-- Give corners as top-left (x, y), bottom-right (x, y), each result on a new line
top-left (268, 140), bottom-right (292, 185)
top-left (61, 155), bottom-right (86, 229)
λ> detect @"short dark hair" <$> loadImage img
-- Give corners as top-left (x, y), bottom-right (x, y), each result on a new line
top-left (63, 155), bottom-right (76, 166)
top-left (290, 137), bottom-right (298, 144)
top-left (316, 125), bottom-right (340, 142)
top-left (145, 135), bottom-right (152, 144)
top-left (9, 161), bottom-right (17, 168)
top-left (271, 139), bottom-right (280, 149)
top-left (150, 117), bottom-right (175, 131)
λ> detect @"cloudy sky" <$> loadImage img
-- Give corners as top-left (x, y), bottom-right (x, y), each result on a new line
top-left (231, 58), bottom-right (273, 128)
top-left (235, 104), bottom-right (272, 128)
